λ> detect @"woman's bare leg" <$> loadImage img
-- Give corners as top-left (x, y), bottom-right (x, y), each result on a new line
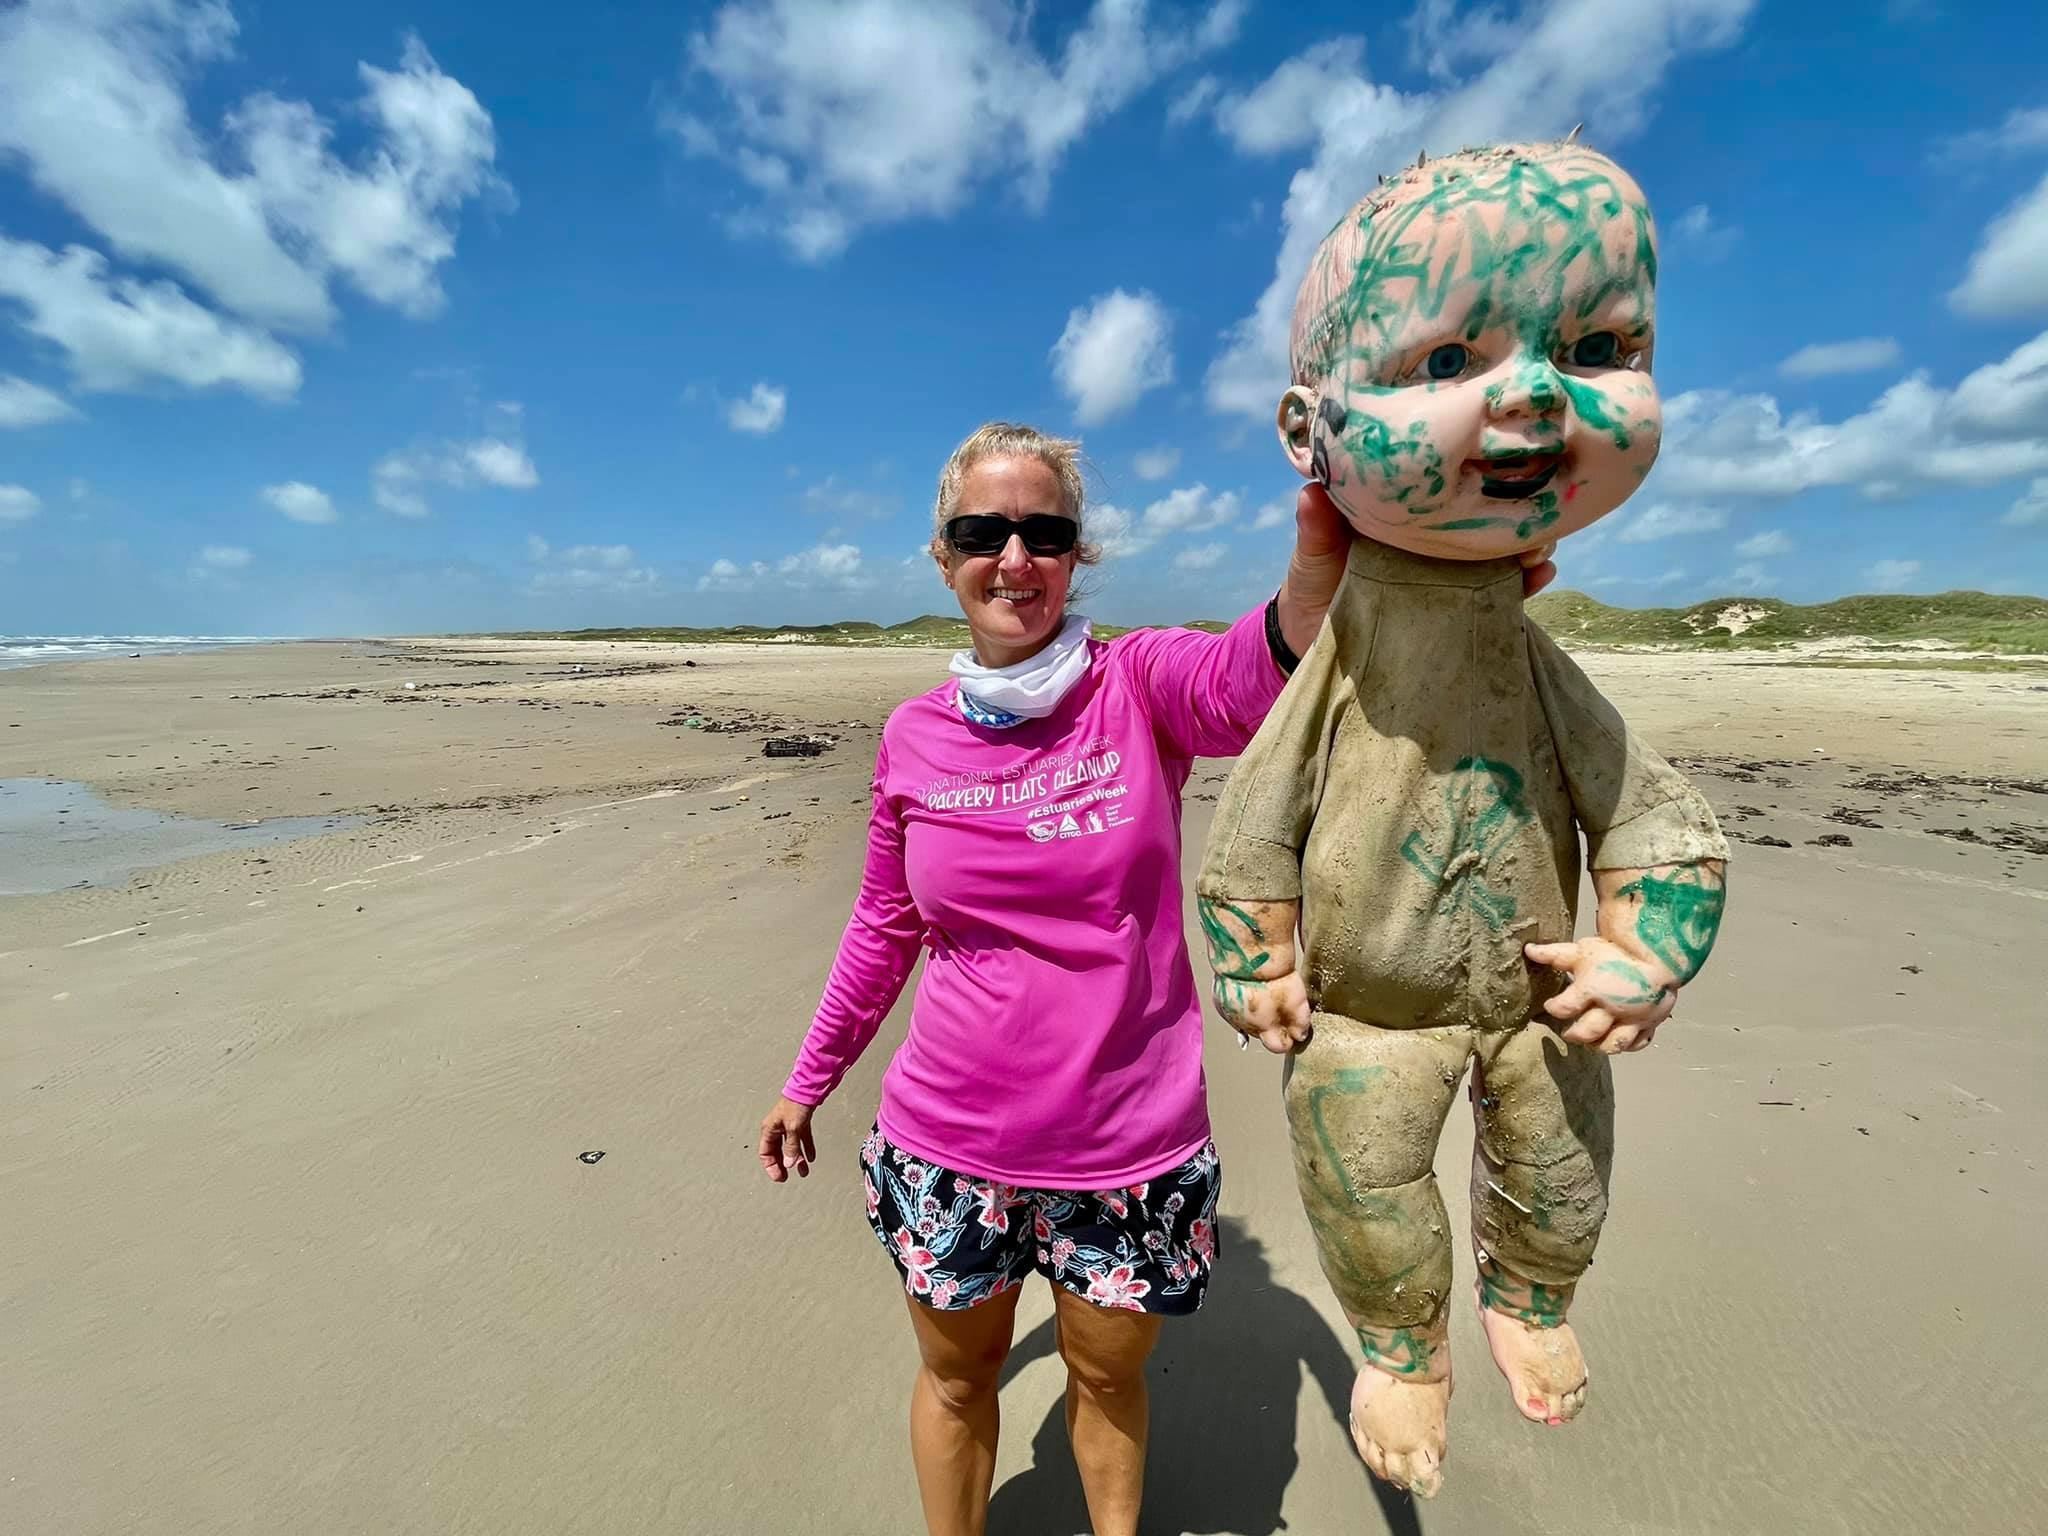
top-left (1051, 1285), bottom-right (1164, 1536)
top-left (904, 1284), bottom-right (1023, 1536)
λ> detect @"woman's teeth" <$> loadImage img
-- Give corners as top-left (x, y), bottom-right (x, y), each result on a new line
top-left (991, 588), bottom-right (1040, 602)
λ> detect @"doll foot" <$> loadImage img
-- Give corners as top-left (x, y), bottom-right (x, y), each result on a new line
top-left (1348, 1361), bottom-right (1450, 1499)
top-left (1476, 1283), bottom-right (1587, 1425)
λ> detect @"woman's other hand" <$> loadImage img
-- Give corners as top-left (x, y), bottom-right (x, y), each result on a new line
top-left (758, 1096), bottom-right (817, 1183)
top-left (1518, 542), bottom-right (1558, 599)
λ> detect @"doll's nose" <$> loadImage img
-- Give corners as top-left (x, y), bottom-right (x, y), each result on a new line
top-left (1487, 358), bottom-right (1565, 420)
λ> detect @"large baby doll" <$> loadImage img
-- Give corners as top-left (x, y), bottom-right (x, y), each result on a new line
top-left (1196, 141), bottom-right (1728, 1499)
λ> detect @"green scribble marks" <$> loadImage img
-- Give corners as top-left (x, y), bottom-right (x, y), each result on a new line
top-left (1304, 151), bottom-right (1656, 463)
top-left (1358, 1325), bottom-right (1437, 1375)
top-left (1617, 865), bottom-right (1725, 981)
top-left (1198, 897), bottom-right (1270, 979)
top-left (1592, 956), bottom-right (1670, 1007)
top-left (1398, 756), bottom-right (1533, 934)
top-left (1478, 1261), bottom-right (1571, 1327)
top-left (1558, 374), bottom-right (1630, 450)
top-left (1307, 1066), bottom-right (1388, 1207)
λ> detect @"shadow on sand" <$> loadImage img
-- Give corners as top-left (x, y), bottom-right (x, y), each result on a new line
top-left (986, 1219), bottom-right (1422, 1536)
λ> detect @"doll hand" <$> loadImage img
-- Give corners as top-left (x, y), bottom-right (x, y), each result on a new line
top-left (1518, 541), bottom-right (1558, 599)
top-left (1213, 970), bottom-right (1313, 1055)
top-left (1198, 895), bottom-right (1311, 1054)
top-left (1524, 936), bottom-right (1678, 1054)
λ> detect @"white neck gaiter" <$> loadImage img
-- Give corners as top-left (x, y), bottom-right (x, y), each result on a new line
top-left (950, 613), bottom-right (1092, 728)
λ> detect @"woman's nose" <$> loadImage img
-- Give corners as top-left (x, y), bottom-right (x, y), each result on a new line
top-left (996, 534), bottom-right (1032, 573)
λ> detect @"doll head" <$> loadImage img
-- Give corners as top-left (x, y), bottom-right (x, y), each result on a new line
top-left (1278, 140), bottom-right (1662, 561)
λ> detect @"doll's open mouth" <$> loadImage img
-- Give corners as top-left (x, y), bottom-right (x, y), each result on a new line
top-left (1474, 452), bottom-right (1563, 499)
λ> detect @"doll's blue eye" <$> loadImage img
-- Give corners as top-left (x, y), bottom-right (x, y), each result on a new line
top-left (1425, 344), bottom-right (1468, 379)
top-left (1569, 332), bottom-right (1621, 367)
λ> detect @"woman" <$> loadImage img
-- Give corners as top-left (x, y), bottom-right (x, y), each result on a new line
top-left (759, 422), bottom-right (1553, 1536)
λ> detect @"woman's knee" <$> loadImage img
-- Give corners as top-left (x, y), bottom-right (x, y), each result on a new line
top-left (1055, 1307), bottom-right (1159, 1396)
top-left (911, 1305), bottom-right (1014, 1410)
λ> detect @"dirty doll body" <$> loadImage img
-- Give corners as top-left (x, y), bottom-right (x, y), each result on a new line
top-left (1196, 142), bottom-right (1728, 1498)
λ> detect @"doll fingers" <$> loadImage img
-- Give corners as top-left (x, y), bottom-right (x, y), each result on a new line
top-left (1542, 985), bottom-right (1591, 1021)
top-left (1524, 940), bottom-right (1579, 971)
top-left (1597, 1023), bottom-right (1640, 1055)
top-left (1560, 1006), bottom-right (1615, 1045)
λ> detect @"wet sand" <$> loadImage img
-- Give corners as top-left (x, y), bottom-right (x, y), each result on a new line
top-left (2, 639), bottom-right (2044, 1534)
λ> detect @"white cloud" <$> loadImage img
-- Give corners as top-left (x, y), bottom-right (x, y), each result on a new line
top-left (1590, 567), bottom-right (1688, 590)
top-left (1133, 446), bottom-right (1181, 481)
top-left (1864, 558), bottom-right (1922, 592)
top-left (802, 475), bottom-right (894, 520)
top-left (2004, 478), bottom-right (2048, 528)
top-left (1933, 104), bottom-right (2048, 163)
top-left (0, 6), bottom-right (505, 331)
top-left (1050, 289), bottom-right (1173, 425)
top-left (1617, 502), bottom-right (1727, 542)
top-left (198, 543), bottom-right (251, 569)
top-left (1214, 37), bottom-right (1370, 154)
top-left (1204, 0), bottom-right (1756, 417)
top-left (1671, 203), bottom-right (1739, 261)
top-left (696, 541), bottom-right (870, 593)
top-left (0, 484), bottom-right (41, 522)
top-left (1736, 529), bottom-right (1793, 559)
top-left (1778, 337), bottom-right (1901, 379)
top-left (0, 236), bottom-right (302, 396)
top-left (1174, 541), bottom-right (1228, 571)
top-left (261, 480), bottom-right (337, 524)
top-left (1251, 497), bottom-right (1292, 530)
top-left (665, 0), bottom-right (1242, 260)
top-left (0, 373), bottom-right (78, 427)
top-left (697, 556), bottom-right (765, 592)
top-left (373, 435), bottom-right (539, 517)
top-left (1090, 483), bottom-right (1242, 558)
top-left (1167, 74), bottom-right (1221, 127)
top-left (1657, 328), bottom-right (2048, 500)
top-left (528, 539), bottom-right (658, 595)
top-left (1950, 169), bottom-right (2048, 318)
top-left (1730, 562), bottom-right (1770, 589)
top-left (464, 439), bottom-right (538, 488)
top-left (725, 381), bottom-right (787, 434)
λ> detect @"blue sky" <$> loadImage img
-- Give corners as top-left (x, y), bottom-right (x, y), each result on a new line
top-left (3, 0), bottom-right (2047, 635)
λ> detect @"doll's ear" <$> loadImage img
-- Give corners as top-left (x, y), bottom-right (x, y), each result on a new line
top-left (1276, 386), bottom-right (1319, 479)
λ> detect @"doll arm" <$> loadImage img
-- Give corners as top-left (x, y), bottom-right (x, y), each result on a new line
top-left (1525, 860), bottom-right (1726, 1053)
top-left (1522, 620), bottom-right (1730, 1052)
top-left (1195, 619), bottom-right (1349, 1053)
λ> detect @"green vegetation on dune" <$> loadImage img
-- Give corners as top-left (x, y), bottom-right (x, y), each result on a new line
top-left (1525, 589), bottom-right (2048, 654)
top-left (477, 590), bottom-right (2048, 655)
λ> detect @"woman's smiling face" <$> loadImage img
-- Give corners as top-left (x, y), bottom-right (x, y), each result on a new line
top-left (936, 455), bottom-right (1078, 668)
top-left (1282, 144), bottom-right (1664, 561)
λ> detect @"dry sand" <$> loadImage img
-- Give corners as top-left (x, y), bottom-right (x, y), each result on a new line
top-left (2, 638), bottom-right (2044, 1535)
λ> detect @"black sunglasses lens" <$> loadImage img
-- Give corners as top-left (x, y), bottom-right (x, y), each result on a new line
top-left (947, 515), bottom-right (1076, 556)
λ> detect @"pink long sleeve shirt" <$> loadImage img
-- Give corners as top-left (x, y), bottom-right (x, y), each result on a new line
top-left (782, 608), bottom-right (1286, 1187)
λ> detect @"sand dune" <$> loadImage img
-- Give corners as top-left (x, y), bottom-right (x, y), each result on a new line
top-left (2, 640), bottom-right (2044, 1534)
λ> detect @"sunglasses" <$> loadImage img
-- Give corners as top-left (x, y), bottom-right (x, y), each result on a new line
top-left (944, 513), bottom-right (1079, 557)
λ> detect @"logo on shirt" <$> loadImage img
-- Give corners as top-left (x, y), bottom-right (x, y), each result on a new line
top-left (1025, 805), bottom-right (1124, 841)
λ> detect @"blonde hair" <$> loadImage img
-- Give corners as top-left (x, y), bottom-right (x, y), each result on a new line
top-left (929, 421), bottom-right (1103, 565)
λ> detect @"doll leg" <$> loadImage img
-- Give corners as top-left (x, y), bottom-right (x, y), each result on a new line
top-left (1284, 1018), bottom-right (1472, 1498)
top-left (1468, 1020), bottom-right (1614, 1425)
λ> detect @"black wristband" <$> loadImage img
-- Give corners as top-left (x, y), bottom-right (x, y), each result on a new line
top-left (1264, 594), bottom-right (1299, 676)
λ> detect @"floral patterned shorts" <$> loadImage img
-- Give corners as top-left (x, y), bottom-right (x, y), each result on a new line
top-left (860, 1123), bottom-right (1221, 1314)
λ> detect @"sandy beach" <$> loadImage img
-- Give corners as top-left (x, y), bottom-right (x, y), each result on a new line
top-left (3, 638), bottom-right (2044, 1535)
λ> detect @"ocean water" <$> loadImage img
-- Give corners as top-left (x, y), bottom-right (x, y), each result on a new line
top-left (0, 778), bottom-right (363, 897)
top-left (0, 635), bottom-right (295, 670)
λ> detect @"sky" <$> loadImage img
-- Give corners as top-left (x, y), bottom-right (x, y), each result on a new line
top-left (3, 0), bottom-right (2048, 636)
